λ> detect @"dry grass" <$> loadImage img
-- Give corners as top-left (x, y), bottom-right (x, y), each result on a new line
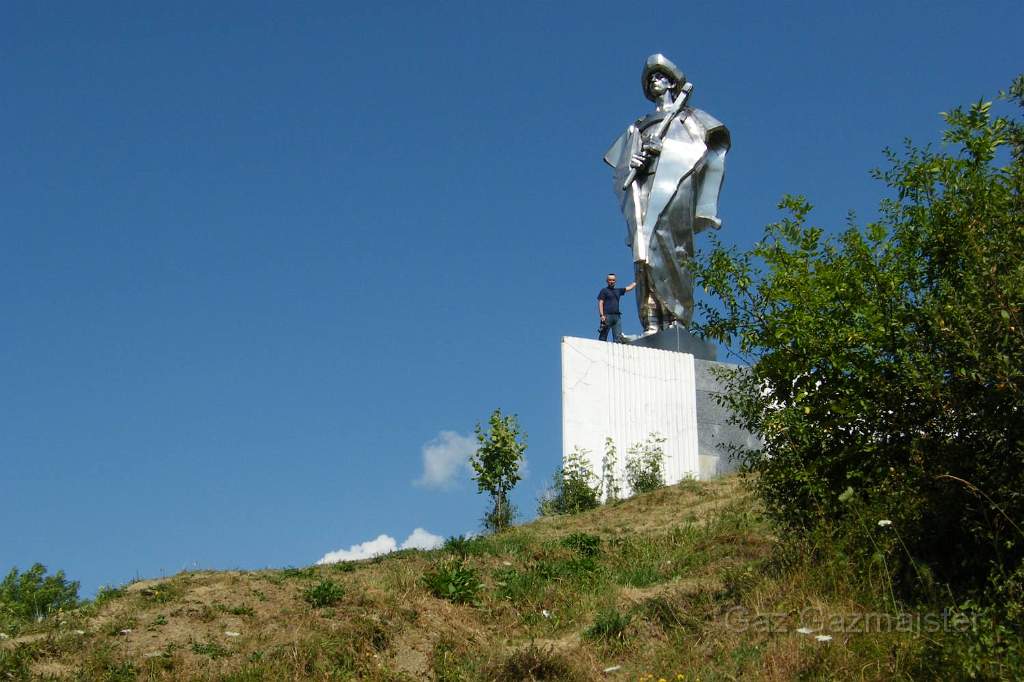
top-left (2, 475), bottom-right (937, 680)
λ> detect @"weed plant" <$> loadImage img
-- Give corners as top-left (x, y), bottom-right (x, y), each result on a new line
top-left (584, 608), bottom-right (632, 643)
top-left (443, 534), bottom-right (487, 558)
top-left (303, 580), bottom-right (345, 608)
top-left (191, 640), bottom-right (232, 659)
top-left (538, 448), bottom-right (601, 516)
top-left (624, 434), bottom-right (666, 494)
top-left (421, 559), bottom-right (482, 605)
top-left (560, 533), bottom-right (601, 558)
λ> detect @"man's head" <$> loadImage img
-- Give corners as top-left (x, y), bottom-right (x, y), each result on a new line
top-left (641, 53), bottom-right (685, 102)
top-left (606, 273), bottom-right (617, 287)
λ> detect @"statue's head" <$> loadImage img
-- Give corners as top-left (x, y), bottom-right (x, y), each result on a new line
top-left (641, 54), bottom-right (685, 102)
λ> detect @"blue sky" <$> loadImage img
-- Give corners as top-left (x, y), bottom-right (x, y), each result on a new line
top-left (3, 1), bottom-right (1021, 595)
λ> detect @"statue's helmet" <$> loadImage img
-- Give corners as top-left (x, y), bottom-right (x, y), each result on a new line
top-left (641, 54), bottom-right (685, 102)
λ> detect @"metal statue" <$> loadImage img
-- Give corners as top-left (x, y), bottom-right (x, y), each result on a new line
top-left (604, 54), bottom-right (730, 334)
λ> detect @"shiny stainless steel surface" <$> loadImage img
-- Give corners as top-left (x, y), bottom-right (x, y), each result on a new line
top-left (604, 54), bottom-right (730, 333)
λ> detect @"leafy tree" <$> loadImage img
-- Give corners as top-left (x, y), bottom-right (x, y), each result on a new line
top-left (690, 77), bottom-right (1024, 593)
top-left (1, 564), bottom-right (79, 631)
top-left (471, 409), bottom-right (526, 532)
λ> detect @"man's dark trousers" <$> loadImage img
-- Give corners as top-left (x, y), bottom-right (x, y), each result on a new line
top-left (599, 313), bottom-right (623, 342)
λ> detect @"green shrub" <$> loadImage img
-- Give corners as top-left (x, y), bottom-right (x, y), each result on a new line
top-left (191, 640), bottom-right (232, 659)
top-left (0, 644), bottom-right (33, 680)
top-left (92, 585), bottom-right (126, 607)
top-left (624, 434), bottom-right (666, 495)
top-left (601, 437), bottom-right (622, 502)
top-left (217, 603), bottom-right (255, 617)
top-left (302, 580), bottom-right (345, 608)
top-left (139, 582), bottom-right (180, 604)
top-left (584, 608), bottom-right (632, 642)
top-left (538, 448), bottom-right (601, 516)
top-left (560, 533), bottom-right (601, 558)
top-left (533, 556), bottom-right (599, 583)
top-left (936, 561), bottom-right (1024, 679)
top-left (0, 563), bottom-right (79, 631)
top-left (279, 566), bottom-right (318, 581)
top-left (443, 535), bottom-right (486, 558)
top-left (492, 566), bottom-right (545, 604)
top-left (692, 77), bottom-right (1024, 595)
top-left (421, 559), bottom-right (482, 605)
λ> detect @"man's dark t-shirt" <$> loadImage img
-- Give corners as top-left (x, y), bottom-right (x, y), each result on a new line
top-left (598, 286), bottom-right (627, 315)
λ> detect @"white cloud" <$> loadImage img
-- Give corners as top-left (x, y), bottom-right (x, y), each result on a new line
top-left (414, 430), bottom-right (476, 489)
top-left (400, 527), bottom-right (444, 551)
top-left (317, 527), bottom-right (445, 564)
top-left (316, 534), bottom-right (396, 564)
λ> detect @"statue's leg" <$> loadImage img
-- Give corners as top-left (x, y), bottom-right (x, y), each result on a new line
top-left (634, 260), bottom-right (651, 333)
top-left (695, 143), bottom-right (728, 231)
top-left (644, 301), bottom-right (660, 335)
top-left (635, 261), bottom-right (659, 335)
top-left (633, 261), bottom-right (647, 325)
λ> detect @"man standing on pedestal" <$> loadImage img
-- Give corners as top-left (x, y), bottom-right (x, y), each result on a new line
top-left (597, 273), bottom-right (636, 342)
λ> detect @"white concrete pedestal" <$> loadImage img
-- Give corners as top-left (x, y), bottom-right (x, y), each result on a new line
top-left (561, 336), bottom-right (755, 494)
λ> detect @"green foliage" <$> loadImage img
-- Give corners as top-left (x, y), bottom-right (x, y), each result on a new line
top-left (624, 434), bottom-right (667, 495)
top-left (92, 585), bottom-right (125, 607)
top-left (936, 561), bottom-right (1024, 679)
top-left (690, 79), bottom-right (1024, 594)
top-left (492, 566), bottom-right (545, 604)
top-left (139, 582), bottom-right (180, 604)
top-left (279, 566), bottom-right (318, 580)
top-left (0, 563), bottom-right (79, 631)
top-left (481, 502), bottom-right (518, 536)
top-left (105, 614), bottom-right (137, 637)
top-left (471, 409), bottom-right (527, 533)
top-left (191, 640), bottom-right (232, 659)
top-left (0, 644), bottom-right (33, 680)
top-left (432, 636), bottom-right (477, 681)
top-left (584, 607), bottom-right (632, 643)
top-left (601, 437), bottom-right (622, 502)
top-left (443, 534), bottom-right (487, 558)
top-left (421, 559), bottom-right (482, 605)
top-left (218, 603), bottom-right (255, 617)
top-left (560, 533), bottom-right (602, 558)
top-left (302, 580), bottom-right (345, 608)
top-left (538, 447), bottom-right (601, 516)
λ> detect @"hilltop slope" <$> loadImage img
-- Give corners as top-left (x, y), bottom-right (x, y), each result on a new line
top-left (2, 477), bottom-right (929, 680)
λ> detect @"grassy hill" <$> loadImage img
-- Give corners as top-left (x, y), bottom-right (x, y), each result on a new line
top-left (2, 476), bottom-right (934, 680)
